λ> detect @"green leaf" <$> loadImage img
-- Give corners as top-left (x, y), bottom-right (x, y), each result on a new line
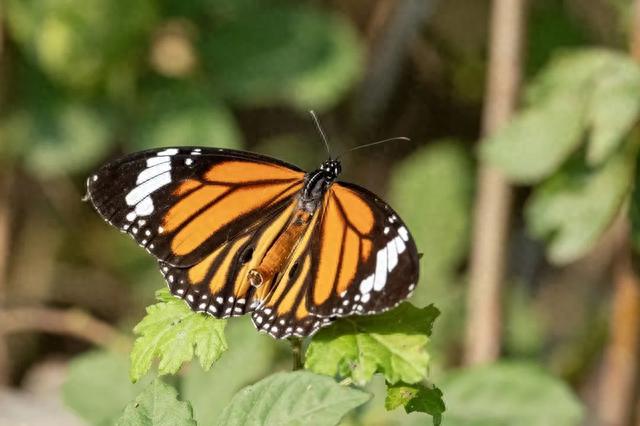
top-left (6, 0), bottom-right (156, 92)
top-left (525, 49), bottom-right (616, 104)
top-left (201, 6), bottom-right (362, 110)
top-left (305, 304), bottom-right (439, 386)
top-left (441, 363), bottom-right (583, 426)
top-left (587, 59), bottom-right (640, 164)
top-left (386, 382), bottom-right (445, 425)
top-left (482, 91), bottom-right (588, 183)
top-left (130, 288), bottom-right (228, 382)
top-left (183, 316), bottom-right (277, 425)
top-left (63, 350), bottom-right (151, 426)
top-left (526, 142), bottom-right (637, 264)
top-left (133, 85), bottom-right (242, 150)
top-left (216, 371), bottom-right (370, 426)
top-left (116, 379), bottom-right (196, 426)
top-left (483, 48), bottom-right (640, 182)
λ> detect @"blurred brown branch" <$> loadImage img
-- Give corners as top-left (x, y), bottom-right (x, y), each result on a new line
top-left (0, 307), bottom-right (131, 353)
top-left (597, 220), bottom-right (640, 426)
top-left (597, 3), bottom-right (640, 423)
top-left (464, 0), bottom-right (526, 365)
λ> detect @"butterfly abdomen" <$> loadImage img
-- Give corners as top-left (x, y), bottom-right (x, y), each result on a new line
top-left (249, 209), bottom-right (314, 292)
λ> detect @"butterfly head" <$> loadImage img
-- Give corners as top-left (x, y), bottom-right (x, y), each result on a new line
top-left (319, 159), bottom-right (342, 180)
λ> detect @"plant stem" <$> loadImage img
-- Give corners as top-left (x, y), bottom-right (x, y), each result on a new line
top-left (288, 337), bottom-right (304, 371)
top-left (464, 0), bottom-right (526, 365)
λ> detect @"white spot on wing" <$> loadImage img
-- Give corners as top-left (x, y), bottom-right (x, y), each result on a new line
top-left (126, 172), bottom-right (171, 206)
top-left (398, 226), bottom-right (409, 242)
top-left (394, 236), bottom-right (406, 254)
top-left (158, 148), bottom-right (179, 156)
top-left (135, 196), bottom-right (154, 216)
top-left (387, 240), bottom-right (398, 272)
top-left (360, 275), bottom-right (374, 294)
top-left (146, 156), bottom-right (170, 167)
top-left (136, 162), bottom-right (171, 184)
top-left (126, 212), bottom-right (137, 222)
top-left (374, 247), bottom-right (388, 291)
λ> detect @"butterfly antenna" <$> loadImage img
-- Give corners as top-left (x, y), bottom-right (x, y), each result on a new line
top-left (347, 136), bottom-right (411, 153)
top-left (309, 110), bottom-right (332, 158)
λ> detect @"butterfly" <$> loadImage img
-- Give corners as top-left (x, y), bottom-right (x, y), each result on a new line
top-left (86, 146), bottom-right (419, 338)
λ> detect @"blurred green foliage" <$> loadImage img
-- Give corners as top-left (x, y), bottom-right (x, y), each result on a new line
top-left (63, 350), bottom-right (153, 425)
top-left (484, 48), bottom-right (640, 263)
top-left (6, 0), bottom-right (156, 93)
top-left (440, 363), bottom-right (584, 426)
top-left (116, 379), bottom-right (196, 426)
top-left (4, 0), bottom-right (632, 424)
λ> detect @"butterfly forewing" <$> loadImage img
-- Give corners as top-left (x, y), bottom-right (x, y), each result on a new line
top-left (86, 147), bottom-right (305, 267)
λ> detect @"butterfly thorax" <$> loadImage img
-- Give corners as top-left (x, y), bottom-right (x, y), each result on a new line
top-left (299, 159), bottom-right (341, 213)
top-left (247, 159), bottom-right (341, 291)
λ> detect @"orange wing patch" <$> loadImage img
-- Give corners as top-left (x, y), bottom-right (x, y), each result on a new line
top-left (187, 244), bottom-right (228, 284)
top-left (332, 186), bottom-right (375, 235)
top-left (276, 256), bottom-right (311, 316)
top-left (313, 197), bottom-right (344, 305)
top-left (309, 187), bottom-right (379, 305)
top-left (173, 179), bottom-right (203, 196)
top-left (170, 182), bottom-right (301, 256)
top-left (205, 160), bottom-right (304, 183)
top-left (207, 235), bottom-right (251, 295)
top-left (336, 229), bottom-right (359, 295)
top-left (164, 185), bottom-right (228, 233)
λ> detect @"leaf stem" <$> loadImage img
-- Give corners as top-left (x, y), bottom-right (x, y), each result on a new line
top-left (288, 337), bottom-right (304, 371)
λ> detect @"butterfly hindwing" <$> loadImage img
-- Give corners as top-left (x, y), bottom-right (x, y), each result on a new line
top-left (251, 182), bottom-right (419, 338)
top-left (86, 147), bottom-right (305, 267)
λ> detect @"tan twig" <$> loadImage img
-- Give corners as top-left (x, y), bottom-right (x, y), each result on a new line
top-left (0, 307), bottom-right (132, 353)
top-left (598, 2), bottom-right (640, 422)
top-left (464, 0), bottom-right (527, 365)
top-left (597, 220), bottom-right (640, 426)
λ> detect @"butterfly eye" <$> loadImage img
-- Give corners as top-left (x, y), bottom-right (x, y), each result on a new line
top-left (240, 247), bottom-right (254, 265)
top-left (288, 261), bottom-right (301, 280)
